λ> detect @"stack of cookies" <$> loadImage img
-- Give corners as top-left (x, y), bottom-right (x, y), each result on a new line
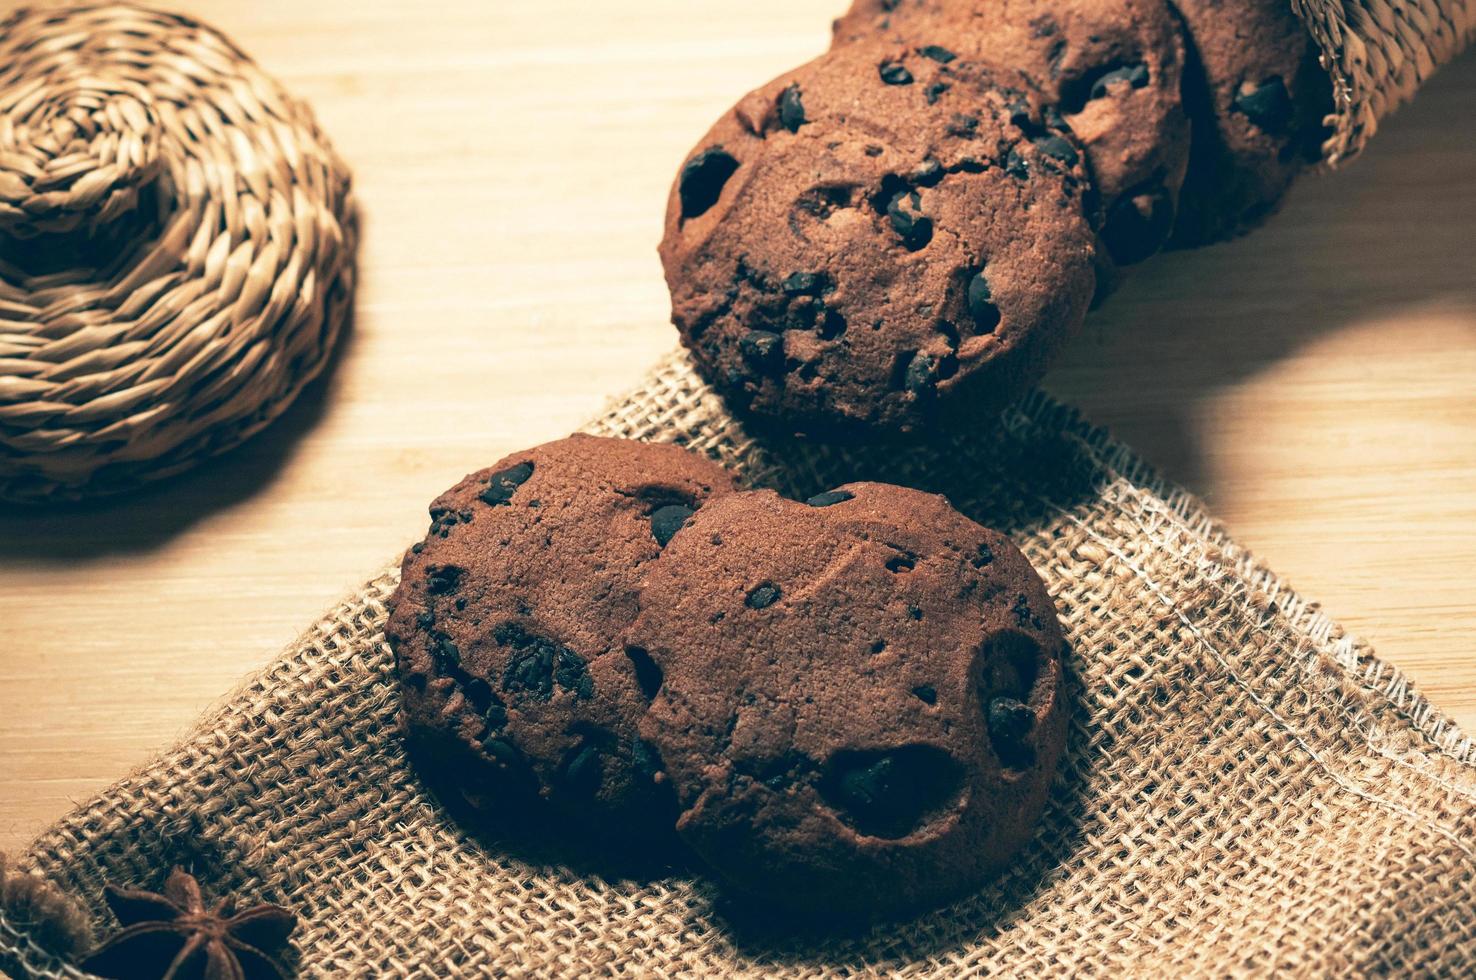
top-left (387, 436), bottom-right (1067, 916)
top-left (661, 0), bottom-right (1331, 435)
top-left (392, 0), bottom-right (1335, 922)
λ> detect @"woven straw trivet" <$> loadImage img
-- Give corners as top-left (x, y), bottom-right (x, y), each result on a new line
top-left (0, 4), bottom-right (356, 503)
top-left (2, 350), bottom-right (1473, 978)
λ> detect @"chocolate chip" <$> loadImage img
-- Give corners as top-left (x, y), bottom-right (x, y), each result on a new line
top-left (480, 461), bottom-right (533, 506)
top-left (1101, 185), bottom-right (1174, 265)
top-left (1233, 76), bottom-right (1292, 134)
top-left (777, 85), bottom-right (807, 133)
top-left (462, 675), bottom-right (494, 711)
top-left (904, 352), bottom-right (937, 395)
top-left (679, 147), bottom-right (740, 219)
top-left (650, 503), bottom-right (695, 547)
top-left (1011, 593), bottom-right (1043, 630)
top-left (632, 737), bottom-right (665, 781)
top-left (1089, 63), bottom-right (1150, 100)
top-left (908, 605), bottom-right (924, 621)
top-left (746, 582), bottom-right (781, 609)
top-left (625, 646), bottom-right (664, 701)
top-left (886, 190), bottom-right (933, 251)
top-left (480, 735), bottom-right (522, 766)
top-left (496, 623), bottom-right (594, 701)
top-left (913, 685), bottom-right (938, 704)
top-left (1033, 135), bottom-right (1079, 167)
top-left (819, 745), bottom-right (964, 839)
top-left (425, 564), bottom-right (465, 596)
top-left (910, 158), bottom-right (944, 186)
top-left (870, 639), bottom-right (887, 654)
top-left (562, 742), bottom-right (605, 798)
top-left (879, 62), bottom-right (913, 85)
top-left (918, 45), bottom-right (956, 63)
top-left (484, 700), bottom-right (507, 731)
top-left (925, 82), bottom-right (950, 104)
top-left (987, 697), bottom-right (1036, 769)
top-left (479, 735), bottom-right (538, 795)
top-left (1004, 148), bottom-right (1030, 179)
top-left (967, 271), bottom-right (1002, 332)
top-left (971, 542), bottom-right (994, 568)
top-left (946, 113), bottom-right (979, 138)
top-left (559, 654), bottom-right (593, 699)
top-left (886, 554), bottom-right (916, 573)
top-left (805, 489), bottom-right (854, 507)
top-left (431, 632), bottom-right (460, 671)
top-left (782, 271), bottom-right (828, 296)
top-left (502, 644), bottom-right (553, 698)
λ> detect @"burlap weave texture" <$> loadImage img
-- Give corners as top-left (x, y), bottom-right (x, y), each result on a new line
top-left (3, 350), bottom-right (1473, 978)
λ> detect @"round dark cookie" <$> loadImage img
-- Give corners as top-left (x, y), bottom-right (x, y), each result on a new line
top-left (628, 483), bottom-right (1068, 916)
top-left (386, 434), bottom-right (738, 837)
top-left (832, 0), bottom-right (1192, 266)
top-left (660, 42), bottom-right (1098, 436)
top-left (1163, 0), bottom-right (1333, 244)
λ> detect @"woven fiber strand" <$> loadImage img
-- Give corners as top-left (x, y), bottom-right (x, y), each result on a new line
top-left (3, 350), bottom-right (1473, 978)
top-left (0, 4), bottom-right (356, 503)
top-left (1296, 0), bottom-right (1474, 163)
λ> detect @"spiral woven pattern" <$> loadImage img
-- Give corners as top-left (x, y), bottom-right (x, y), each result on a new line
top-left (0, 3), bottom-right (356, 502)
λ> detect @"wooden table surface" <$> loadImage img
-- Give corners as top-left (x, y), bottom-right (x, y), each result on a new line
top-left (1, 1), bottom-right (1473, 857)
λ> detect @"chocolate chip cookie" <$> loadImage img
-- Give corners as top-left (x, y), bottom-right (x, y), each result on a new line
top-left (660, 41), bottom-right (1098, 436)
top-left (663, 0), bottom-right (1338, 436)
top-left (387, 435), bottom-right (738, 838)
top-left (628, 483), bottom-right (1068, 916)
top-left (1168, 0), bottom-right (1332, 243)
top-left (833, 0), bottom-right (1193, 265)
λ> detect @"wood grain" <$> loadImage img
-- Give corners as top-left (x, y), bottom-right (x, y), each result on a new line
top-left (1, 0), bottom-right (1472, 857)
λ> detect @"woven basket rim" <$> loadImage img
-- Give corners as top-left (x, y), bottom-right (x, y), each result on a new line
top-left (0, 2), bottom-right (358, 504)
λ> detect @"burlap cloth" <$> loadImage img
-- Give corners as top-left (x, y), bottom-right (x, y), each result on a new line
top-left (3, 349), bottom-right (1474, 978)
top-left (4, 1), bottom-right (1476, 976)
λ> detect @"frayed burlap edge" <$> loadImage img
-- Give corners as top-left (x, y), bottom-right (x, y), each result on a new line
top-left (0, 852), bottom-right (92, 980)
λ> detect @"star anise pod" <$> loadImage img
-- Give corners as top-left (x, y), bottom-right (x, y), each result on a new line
top-left (81, 867), bottom-right (296, 980)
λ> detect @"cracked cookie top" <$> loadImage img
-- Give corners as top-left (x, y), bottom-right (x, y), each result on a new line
top-left (659, 42), bottom-right (1098, 436)
top-left (627, 482), bottom-right (1067, 916)
top-left (386, 434), bottom-right (738, 838)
